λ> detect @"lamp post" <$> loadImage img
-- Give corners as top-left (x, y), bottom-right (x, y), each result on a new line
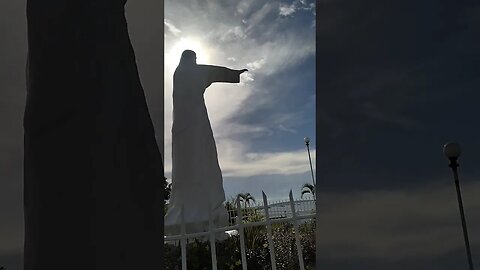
top-left (304, 137), bottom-right (315, 187)
top-left (443, 142), bottom-right (474, 270)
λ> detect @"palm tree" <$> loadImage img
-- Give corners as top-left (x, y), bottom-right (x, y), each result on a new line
top-left (235, 193), bottom-right (257, 221)
top-left (224, 198), bottom-right (237, 225)
top-left (164, 177), bottom-right (172, 203)
top-left (164, 178), bottom-right (172, 215)
top-left (236, 193), bottom-right (256, 209)
top-left (301, 183), bottom-right (315, 199)
top-left (235, 193), bottom-right (264, 250)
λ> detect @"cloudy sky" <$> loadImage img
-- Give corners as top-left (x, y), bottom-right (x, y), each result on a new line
top-left (317, 0), bottom-right (480, 268)
top-left (164, 0), bottom-right (316, 203)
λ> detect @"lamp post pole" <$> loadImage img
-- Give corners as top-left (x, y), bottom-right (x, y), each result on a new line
top-left (444, 142), bottom-right (474, 270)
top-left (304, 137), bottom-right (315, 187)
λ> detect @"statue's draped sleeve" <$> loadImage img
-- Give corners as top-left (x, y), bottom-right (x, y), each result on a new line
top-left (203, 65), bottom-right (241, 84)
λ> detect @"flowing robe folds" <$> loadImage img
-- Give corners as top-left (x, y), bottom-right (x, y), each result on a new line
top-left (24, 1), bottom-right (164, 269)
top-left (165, 65), bottom-right (241, 236)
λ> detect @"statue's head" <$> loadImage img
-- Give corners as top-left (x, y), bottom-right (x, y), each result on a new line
top-left (179, 50), bottom-right (196, 66)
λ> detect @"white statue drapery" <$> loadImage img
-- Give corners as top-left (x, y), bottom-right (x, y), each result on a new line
top-left (165, 50), bottom-right (247, 238)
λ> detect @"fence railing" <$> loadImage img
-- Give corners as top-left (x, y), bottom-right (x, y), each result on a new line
top-left (226, 196), bottom-right (316, 225)
top-left (164, 190), bottom-right (316, 270)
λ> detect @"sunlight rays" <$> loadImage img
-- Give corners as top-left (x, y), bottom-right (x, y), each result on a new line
top-left (165, 37), bottom-right (211, 72)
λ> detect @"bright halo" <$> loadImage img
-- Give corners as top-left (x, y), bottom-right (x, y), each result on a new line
top-left (165, 37), bottom-right (210, 71)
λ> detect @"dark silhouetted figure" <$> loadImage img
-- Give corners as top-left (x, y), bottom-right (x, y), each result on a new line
top-left (165, 50), bottom-right (247, 237)
top-left (24, 1), bottom-right (164, 269)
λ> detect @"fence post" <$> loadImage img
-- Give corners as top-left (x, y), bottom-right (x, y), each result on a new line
top-left (236, 198), bottom-right (248, 270)
top-left (289, 190), bottom-right (305, 270)
top-left (164, 193), bottom-right (316, 270)
top-left (208, 200), bottom-right (218, 270)
top-left (181, 204), bottom-right (187, 270)
top-left (262, 191), bottom-right (277, 270)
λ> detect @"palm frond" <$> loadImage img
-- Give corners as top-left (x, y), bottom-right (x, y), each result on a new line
top-left (301, 183), bottom-right (315, 197)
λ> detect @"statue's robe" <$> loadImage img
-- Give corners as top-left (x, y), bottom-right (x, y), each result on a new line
top-left (24, 1), bottom-right (164, 269)
top-left (165, 64), bottom-right (241, 237)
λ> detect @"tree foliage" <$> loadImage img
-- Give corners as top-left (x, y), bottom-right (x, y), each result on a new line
top-left (164, 219), bottom-right (316, 270)
top-left (301, 183), bottom-right (315, 198)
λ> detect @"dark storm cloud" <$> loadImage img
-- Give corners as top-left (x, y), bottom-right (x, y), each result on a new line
top-left (316, 0), bottom-right (480, 268)
top-left (0, 1), bottom-right (163, 269)
top-left (316, 181), bottom-right (480, 269)
top-left (317, 0), bottom-right (480, 190)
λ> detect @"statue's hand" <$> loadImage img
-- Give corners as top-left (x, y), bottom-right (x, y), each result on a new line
top-left (239, 69), bottom-right (248, 74)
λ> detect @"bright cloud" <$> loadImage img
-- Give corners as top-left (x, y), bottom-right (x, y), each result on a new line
top-left (279, 4), bottom-right (296, 16)
top-left (279, 0), bottom-right (315, 16)
top-left (220, 26), bottom-right (247, 42)
top-left (164, 19), bottom-right (181, 36)
top-left (220, 147), bottom-right (316, 177)
top-left (246, 58), bottom-right (266, 71)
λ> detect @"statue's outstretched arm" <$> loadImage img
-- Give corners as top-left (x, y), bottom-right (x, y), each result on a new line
top-left (202, 65), bottom-right (248, 84)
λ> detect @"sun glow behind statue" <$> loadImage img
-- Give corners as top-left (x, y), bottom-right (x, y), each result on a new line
top-left (165, 37), bottom-right (211, 72)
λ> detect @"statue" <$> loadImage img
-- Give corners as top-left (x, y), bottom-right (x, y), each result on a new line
top-left (165, 50), bottom-right (247, 238)
top-left (24, 1), bottom-right (164, 269)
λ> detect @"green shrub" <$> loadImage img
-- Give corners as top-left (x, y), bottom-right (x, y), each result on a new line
top-left (164, 219), bottom-right (316, 270)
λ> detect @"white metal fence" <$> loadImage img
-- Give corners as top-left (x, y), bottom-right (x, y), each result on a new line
top-left (164, 190), bottom-right (316, 270)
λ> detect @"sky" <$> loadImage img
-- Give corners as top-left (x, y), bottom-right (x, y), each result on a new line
top-left (164, 0), bottom-right (317, 203)
top-left (317, 0), bottom-right (480, 268)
